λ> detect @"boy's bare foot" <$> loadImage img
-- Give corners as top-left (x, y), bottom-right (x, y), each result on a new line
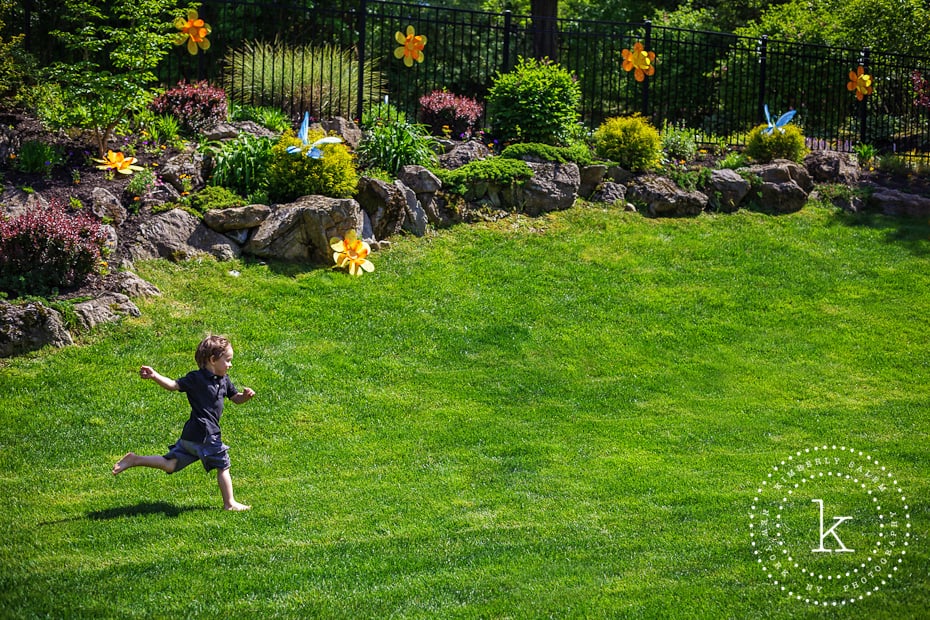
top-left (225, 501), bottom-right (251, 511)
top-left (112, 453), bottom-right (137, 475)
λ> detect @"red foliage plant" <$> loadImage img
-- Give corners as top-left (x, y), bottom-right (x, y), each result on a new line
top-left (0, 199), bottom-right (109, 297)
top-left (913, 71), bottom-right (930, 109)
top-left (417, 89), bottom-right (484, 139)
top-left (150, 80), bottom-right (228, 134)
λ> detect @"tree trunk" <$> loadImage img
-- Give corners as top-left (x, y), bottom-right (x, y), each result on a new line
top-left (531, 0), bottom-right (558, 62)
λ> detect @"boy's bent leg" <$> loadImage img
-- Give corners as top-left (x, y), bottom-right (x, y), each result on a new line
top-left (217, 467), bottom-right (250, 511)
top-left (112, 453), bottom-right (177, 475)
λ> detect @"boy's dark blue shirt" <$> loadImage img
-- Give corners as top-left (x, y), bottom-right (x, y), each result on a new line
top-left (176, 368), bottom-right (238, 443)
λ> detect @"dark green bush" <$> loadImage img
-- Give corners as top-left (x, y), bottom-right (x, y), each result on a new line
top-left (0, 199), bottom-right (108, 297)
top-left (266, 129), bottom-right (358, 202)
top-left (487, 57), bottom-right (581, 145)
top-left (744, 124), bottom-right (808, 163)
top-left (593, 115), bottom-right (662, 172)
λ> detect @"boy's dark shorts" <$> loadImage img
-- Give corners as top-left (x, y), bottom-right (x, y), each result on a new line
top-left (164, 438), bottom-right (230, 473)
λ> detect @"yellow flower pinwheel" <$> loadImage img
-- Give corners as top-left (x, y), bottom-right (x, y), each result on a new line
top-left (174, 9), bottom-right (211, 55)
top-left (93, 150), bottom-right (143, 175)
top-left (847, 66), bottom-right (873, 101)
top-left (330, 230), bottom-right (375, 276)
top-left (394, 25), bottom-right (427, 67)
top-left (622, 42), bottom-right (656, 82)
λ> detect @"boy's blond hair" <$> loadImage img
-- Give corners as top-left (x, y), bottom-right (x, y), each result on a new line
top-left (195, 335), bottom-right (231, 369)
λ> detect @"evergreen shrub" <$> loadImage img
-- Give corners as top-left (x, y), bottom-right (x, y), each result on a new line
top-left (266, 129), bottom-right (358, 202)
top-left (593, 115), bottom-right (662, 172)
top-left (487, 57), bottom-right (581, 145)
top-left (744, 124), bottom-right (808, 163)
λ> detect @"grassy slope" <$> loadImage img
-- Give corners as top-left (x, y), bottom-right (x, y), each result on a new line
top-left (1, 204), bottom-right (928, 618)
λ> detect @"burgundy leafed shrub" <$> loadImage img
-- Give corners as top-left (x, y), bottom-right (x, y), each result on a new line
top-left (150, 80), bottom-right (228, 134)
top-left (913, 71), bottom-right (930, 109)
top-left (0, 200), bottom-right (109, 296)
top-left (417, 89), bottom-right (483, 139)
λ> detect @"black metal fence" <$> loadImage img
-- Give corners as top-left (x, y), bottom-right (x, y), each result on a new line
top-left (19, 0), bottom-right (930, 159)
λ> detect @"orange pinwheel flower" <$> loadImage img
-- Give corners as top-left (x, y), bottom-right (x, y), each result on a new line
top-left (622, 42), bottom-right (656, 82)
top-left (394, 26), bottom-right (427, 67)
top-left (847, 66), bottom-right (873, 101)
top-left (330, 230), bottom-right (375, 276)
top-left (174, 9), bottom-right (211, 55)
top-left (93, 150), bottom-right (143, 175)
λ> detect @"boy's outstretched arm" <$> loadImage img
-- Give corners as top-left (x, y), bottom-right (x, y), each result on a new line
top-left (230, 387), bottom-right (255, 404)
top-left (140, 365), bottom-right (179, 391)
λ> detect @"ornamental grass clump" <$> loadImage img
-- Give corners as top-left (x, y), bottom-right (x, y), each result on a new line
top-left (487, 57), bottom-right (581, 146)
top-left (593, 115), bottom-right (662, 172)
top-left (266, 129), bottom-right (358, 202)
top-left (0, 199), bottom-right (108, 297)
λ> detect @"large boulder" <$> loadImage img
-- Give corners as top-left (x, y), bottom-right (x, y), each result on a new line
top-left (626, 174), bottom-right (708, 216)
top-left (159, 148), bottom-right (206, 194)
top-left (707, 168), bottom-right (751, 212)
top-left (321, 117), bottom-right (363, 151)
top-left (521, 162), bottom-right (580, 215)
top-left (439, 140), bottom-right (490, 170)
top-left (73, 292), bottom-right (140, 331)
top-left (203, 204), bottom-right (272, 232)
top-left (90, 187), bottom-right (128, 225)
top-left (745, 160), bottom-right (813, 213)
top-left (0, 301), bottom-right (72, 358)
top-left (0, 187), bottom-right (47, 219)
top-left (356, 176), bottom-right (407, 240)
top-left (398, 165), bottom-right (442, 194)
top-left (397, 181), bottom-right (428, 237)
top-left (128, 208), bottom-right (241, 262)
top-left (105, 271), bottom-right (161, 298)
top-left (804, 150), bottom-right (860, 185)
top-left (590, 181), bottom-right (628, 207)
top-left (867, 188), bottom-right (930, 217)
top-left (244, 195), bottom-right (363, 263)
top-left (579, 165), bottom-right (607, 198)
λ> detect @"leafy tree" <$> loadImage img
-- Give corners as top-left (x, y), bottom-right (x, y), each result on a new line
top-left (40, 0), bottom-right (184, 157)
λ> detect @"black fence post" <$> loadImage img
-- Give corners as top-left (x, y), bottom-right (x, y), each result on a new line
top-left (859, 47), bottom-right (870, 146)
top-left (502, 10), bottom-right (513, 73)
top-left (356, 0), bottom-right (368, 122)
top-left (642, 20), bottom-right (651, 117)
top-left (758, 35), bottom-right (768, 123)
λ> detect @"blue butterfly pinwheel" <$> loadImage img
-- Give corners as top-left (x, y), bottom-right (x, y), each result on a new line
top-left (763, 104), bottom-right (797, 135)
top-left (286, 112), bottom-right (343, 158)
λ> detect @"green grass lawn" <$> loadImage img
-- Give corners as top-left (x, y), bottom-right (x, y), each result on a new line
top-left (1, 203), bottom-right (928, 618)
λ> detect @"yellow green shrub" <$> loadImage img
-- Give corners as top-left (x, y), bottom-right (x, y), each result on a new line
top-left (744, 124), bottom-right (808, 163)
top-left (266, 129), bottom-right (358, 202)
top-left (593, 115), bottom-right (662, 172)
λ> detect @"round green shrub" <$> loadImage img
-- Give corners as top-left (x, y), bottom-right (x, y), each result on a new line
top-left (487, 57), bottom-right (581, 146)
top-left (266, 129), bottom-right (359, 202)
top-left (593, 115), bottom-right (662, 172)
top-left (744, 124), bottom-right (808, 163)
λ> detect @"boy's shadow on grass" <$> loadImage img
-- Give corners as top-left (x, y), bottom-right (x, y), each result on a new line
top-left (87, 501), bottom-right (212, 520)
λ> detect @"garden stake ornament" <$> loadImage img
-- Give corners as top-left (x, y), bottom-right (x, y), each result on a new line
top-left (395, 25), bottom-right (427, 67)
top-left (847, 66), bottom-right (873, 101)
top-left (174, 9), bottom-right (211, 55)
top-left (286, 112), bottom-right (343, 159)
top-left (621, 42), bottom-right (656, 82)
top-left (762, 104), bottom-right (797, 134)
top-left (330, 230), bottom-right (375, 276)
top-left (93, 150), bottom-right (144, 175)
